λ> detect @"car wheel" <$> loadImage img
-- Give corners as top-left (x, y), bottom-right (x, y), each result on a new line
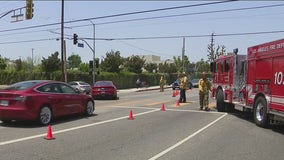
top-left (254, 96), bottom-right (269, 128)
top-left (216, 89), bottom-right (225, 112)
top-left (38, 106), bottom-right (52, 125)
top-left (85, 100), bottom-right (94, 116)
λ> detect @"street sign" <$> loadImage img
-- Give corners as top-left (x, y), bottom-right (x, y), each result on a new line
top-left (11, 14), bottom-right (24, 22)
top-left (77, 43), bottom-right (84, 48)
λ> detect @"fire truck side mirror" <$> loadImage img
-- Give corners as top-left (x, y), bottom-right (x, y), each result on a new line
top-left (233, 48), bottom-right (238, 55)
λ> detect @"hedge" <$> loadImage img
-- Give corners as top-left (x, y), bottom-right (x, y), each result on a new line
top-left (0, 70), bottom-right (206, 89)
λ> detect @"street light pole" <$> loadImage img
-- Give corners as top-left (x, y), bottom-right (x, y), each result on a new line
top-left (90, 21), bottom-right (96, 85)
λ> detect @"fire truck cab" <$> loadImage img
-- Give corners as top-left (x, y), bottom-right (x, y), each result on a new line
top-left (211, 39), bottom-right (284, 127)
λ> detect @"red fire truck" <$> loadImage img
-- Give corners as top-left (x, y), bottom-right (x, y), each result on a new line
top-left (211, 38), bottom-right (284, 127)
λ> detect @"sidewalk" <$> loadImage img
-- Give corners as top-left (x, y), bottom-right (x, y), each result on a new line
top-left (0, 85), bottom-right (8, 89)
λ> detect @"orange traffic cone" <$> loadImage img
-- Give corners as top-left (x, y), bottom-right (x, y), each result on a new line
top-left (161, 103), bottom-right (166, 111)
top-left (128, 110), bottom-right (134, 120)
top-left (176, 100), bottom-right (180, 107)
top-left (175, 90), bottom-right (179, 96)
top-left (172, 91), bottom-right (176, 97)
top-left (45, 125), bottom-right (55, 140)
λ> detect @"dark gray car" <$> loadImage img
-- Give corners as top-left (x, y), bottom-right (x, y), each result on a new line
top-left (171, 79), bottom-right (193, 90)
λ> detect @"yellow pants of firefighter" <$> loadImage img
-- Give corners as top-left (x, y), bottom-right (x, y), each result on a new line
top-left (199, 92), bottom-right (209, 109)
top-left (160, 85), bottom-right (164, 92)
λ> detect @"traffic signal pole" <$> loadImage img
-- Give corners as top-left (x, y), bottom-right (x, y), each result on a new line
top-left (91, 22), bottom-right (96, 85)
top-left (73, 20), bottom-right (96, 85)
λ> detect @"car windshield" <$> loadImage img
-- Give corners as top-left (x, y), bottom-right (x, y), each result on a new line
top-left (5, 81), bottom-right (45, 90)
top-left (191, 79), bottom-right (199, 83)
top-left (95, 81), bottom-right (113, 86)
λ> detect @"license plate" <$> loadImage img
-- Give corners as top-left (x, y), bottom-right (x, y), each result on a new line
top-left (0, 100), bottom-right (9, 106)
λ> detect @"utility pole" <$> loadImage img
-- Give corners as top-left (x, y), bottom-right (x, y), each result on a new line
top-left (61, 0), bottom-right (65, 82)
top-left (63, 40), bottom-right (67, 82)
top-left (182, 37), bottom-right (185, 72)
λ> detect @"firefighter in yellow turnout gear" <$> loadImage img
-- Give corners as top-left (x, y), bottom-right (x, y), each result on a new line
top-left (199, 72), bottom-right (211, 111)
top-left (179, 72), bottom-right (188, 103)
top-left (159, 75), bottom-right (165, 92)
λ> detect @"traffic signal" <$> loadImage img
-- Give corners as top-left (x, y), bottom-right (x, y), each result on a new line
top-left (25, 0), bottom-right (34, 20)
top-left (89, 60), bottom-right (93, 69)
top-left (73, 34), bottom-right (78, 45)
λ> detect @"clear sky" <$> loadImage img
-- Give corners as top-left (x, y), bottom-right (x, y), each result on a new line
top-left (1, 1), bottom-right (284, 64)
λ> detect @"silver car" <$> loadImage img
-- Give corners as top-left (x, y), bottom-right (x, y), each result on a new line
top-left (68, 81), bottom-right (92, 94)
top-left (190, 79), bottom-right (200, 88)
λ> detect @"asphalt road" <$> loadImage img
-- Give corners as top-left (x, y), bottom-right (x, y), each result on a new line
top-left (0, 88), bottom-right (283, 160)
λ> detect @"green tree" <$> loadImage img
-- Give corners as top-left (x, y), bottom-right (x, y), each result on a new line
top-left (158, 62), bottom-right (167, 73)
top-left (124, 55), bottom-right (145, 73)
top-left (207, 32), bottom-right (226, 62)
top-left (14, 59), bottom-right (30, 72)
top-left (144, 63), bottom-right (158, 73)
top-left (14, 58), bottom-right (23, 71)
top-left (101, 50), bottom-right (123, 73)
top-left (173, 55), bottom-right (190, 73)
top-left (158, 62), bottom-right (178, 73)
top-left (41, 51), bottom-right (61, 72)
top-left (67, 54), bottom-right (82, 69)
top-left (168, 63), bottom-right (178, 73)
top-left (0, 57), bottom-right (7, 70)
top-left (196, 59), bottom-right (210, 72)
top-left (79, 63), bottom-right (90, 72)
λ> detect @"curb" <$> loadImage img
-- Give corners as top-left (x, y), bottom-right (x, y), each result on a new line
top-left (135, 86), bottom-right (172, 92)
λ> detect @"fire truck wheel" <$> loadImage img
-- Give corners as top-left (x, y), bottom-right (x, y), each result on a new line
top-left (216, 89), bottom-right (225, 112)
top-left (254, 97), bottom-right (269, 128)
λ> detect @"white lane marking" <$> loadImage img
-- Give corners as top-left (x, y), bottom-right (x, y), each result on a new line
top-left (104, 105), bottom-right (225, 115)
top-left (0, 109), bottom-right (159, 146)
top-left (148, 113), bottom-right (228, 160)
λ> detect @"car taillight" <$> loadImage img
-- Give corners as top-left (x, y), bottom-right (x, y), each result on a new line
top-left (109, 87), bottom-right (115, 91)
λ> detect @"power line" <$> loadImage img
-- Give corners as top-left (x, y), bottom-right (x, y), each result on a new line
top-left (1, 30), bottom-right (284, 45)
top-left (84, 30), bottom-right (284, 41)
top-left (1, 2), bottom-right (283, 37)
top-left (117, 41), bottom-right (173, 57)
top-left (84, 3), bottom-right (284, 26)
top-left (0, 0), bottom-right (236, 33)
top-left (0, 38), bottom-right (58, 44)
